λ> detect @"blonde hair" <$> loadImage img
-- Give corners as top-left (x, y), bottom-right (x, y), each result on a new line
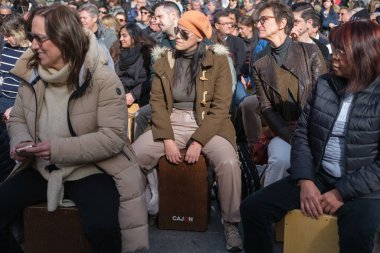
top-left (101, 14), bottom-right (120, 35)
top-left (0, 13), bottom-right (29, 47)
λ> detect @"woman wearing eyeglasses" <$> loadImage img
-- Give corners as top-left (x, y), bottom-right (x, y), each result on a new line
top-left (0, 13), bottom-right (29, 182)
top-left (241, 19), bottom-right (380, 253)
top-left (249, 1), bottom-right (326, 186)
top-left (0, 6), bottom-right (148, 252)
top-left (132, 10), bottom-right (243, 252)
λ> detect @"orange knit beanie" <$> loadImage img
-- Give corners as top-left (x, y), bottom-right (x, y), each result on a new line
top-left (178, 11), bottom-right (213, 39)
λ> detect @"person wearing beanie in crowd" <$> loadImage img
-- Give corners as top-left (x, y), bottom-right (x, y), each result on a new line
top-left (132, 10), bottom-right (243, 252)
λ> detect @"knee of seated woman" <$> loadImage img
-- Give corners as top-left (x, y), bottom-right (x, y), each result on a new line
top-left (213, 158), bottom-right (240, 172)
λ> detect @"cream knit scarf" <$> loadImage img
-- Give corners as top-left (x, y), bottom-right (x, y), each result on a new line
top-left (37, 64), bottom-right (76, 212)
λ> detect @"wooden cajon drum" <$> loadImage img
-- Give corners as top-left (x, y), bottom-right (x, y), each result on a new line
top-left (283, 209), bottom-right (339, 253)
top-left (127, 103), bottom-right (139, 142)
top-left (158, 150), bottom-right (209, 231)
top-left (24, 204), bottom-right (91, 253)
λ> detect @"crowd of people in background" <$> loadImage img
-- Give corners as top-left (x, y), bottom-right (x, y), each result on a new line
top-left (0, 0), bottom-right (380, 252)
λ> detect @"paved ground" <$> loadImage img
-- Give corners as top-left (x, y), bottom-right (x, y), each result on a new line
top-left (140, 201), bottom-right (283, 253)
top-left (140, 199), bottom-right (380, 253)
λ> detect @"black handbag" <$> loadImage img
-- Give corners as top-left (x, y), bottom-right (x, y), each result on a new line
top-left (237, 142), bottom-right (261, 199)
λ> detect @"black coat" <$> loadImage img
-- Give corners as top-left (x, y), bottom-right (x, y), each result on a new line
top-left (226, 35), bottom-right (246, 79)
top-left (115, 52), bottom-right (151, 107)
top-left (291, 73), bottom-right (380, 200)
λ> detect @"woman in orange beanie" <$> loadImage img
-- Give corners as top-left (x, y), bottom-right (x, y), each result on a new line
top-left (132, 10), bottom-right (243, 251)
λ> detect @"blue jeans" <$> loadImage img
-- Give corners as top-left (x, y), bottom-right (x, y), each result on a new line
top-left (232, 78), bottom-right (251, 108)
top-left (240, 174), bottom-right (380, 253)
top-left (264, 137), bottom-right (291, 187)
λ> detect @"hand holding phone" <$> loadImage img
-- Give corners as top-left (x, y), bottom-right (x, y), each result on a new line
top-left (11, 142), bottom-right (35, 162)
top-left (16, 144), bottom-right (34, 153)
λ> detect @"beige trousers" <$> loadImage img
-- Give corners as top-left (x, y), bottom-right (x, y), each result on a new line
top-left (132, 109), bottom-right (241, 222)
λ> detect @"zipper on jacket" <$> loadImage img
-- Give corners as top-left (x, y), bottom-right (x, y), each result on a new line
top-left (2, 79), bottom-right (40, 184)
top-left (341, 94), bottom-right (356, 177)
top-left (317, 93), bottom-right (341, 172)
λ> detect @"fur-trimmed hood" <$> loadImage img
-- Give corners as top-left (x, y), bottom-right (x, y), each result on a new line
top-left (152, 43), bottom-right (236, 91)
top-left (151, 43), bottom-right (230, 62)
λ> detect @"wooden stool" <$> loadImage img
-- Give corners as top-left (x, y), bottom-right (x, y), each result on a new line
top-left (24, 204), bottom-right (91, 253)
top-left (128, 103), bottom-right (139, 142)
top-left (283, 209), bottom-right (339, 253)
top-left (158, 150), bottom-right (209, 231)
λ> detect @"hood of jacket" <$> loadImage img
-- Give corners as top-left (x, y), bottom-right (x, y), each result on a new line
top-left (152, 43), bottom-right (230, 73)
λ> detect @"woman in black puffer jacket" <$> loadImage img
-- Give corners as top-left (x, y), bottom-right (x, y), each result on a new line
top-left (241, 20), bottom-right (380, 253)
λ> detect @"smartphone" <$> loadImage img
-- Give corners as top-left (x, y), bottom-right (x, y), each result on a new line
top-left (16, 145), bottom-right (34, 153)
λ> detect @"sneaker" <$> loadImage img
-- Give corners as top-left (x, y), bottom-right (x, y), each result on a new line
top-left (224, 221), bottom-right (243, 252)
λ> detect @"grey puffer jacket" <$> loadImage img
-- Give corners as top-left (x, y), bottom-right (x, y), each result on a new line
top-left (291, 73), bottom-right (380, 201)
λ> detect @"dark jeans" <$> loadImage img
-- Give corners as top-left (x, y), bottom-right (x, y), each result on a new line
top-left (240, 175), bottom-right (380, 253)
top-left (0, 169), bottom-right (121, 253)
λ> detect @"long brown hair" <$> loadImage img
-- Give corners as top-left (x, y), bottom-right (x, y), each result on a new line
top-left (329, 20), bottom-right (380, 92)
top-left (27, 5), bottom-right (89, 89)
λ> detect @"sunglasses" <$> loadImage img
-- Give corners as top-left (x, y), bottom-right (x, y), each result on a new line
top-left (118, 18), bottom-right (126, 23)
top-left (174, 27), bottom-right (193, 41)
top-left (27, 32), bottom-right (50, 44)
top-left (99, 10), bottom-right (107, 14)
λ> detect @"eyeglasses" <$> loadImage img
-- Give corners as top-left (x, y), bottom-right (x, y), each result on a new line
top-left (99, 10), bottom-right (107, 14)
top-left (174, 27), bottom-right (193, 41)
top-left (27, 32), bottom-right (50, 45)
top-left (0, 13), bottom-right (10, 18)
top-left (217, 22), bottom-right (233, 26)
top-left (254, 16), bottom-right (275, 25)
top-left (149, 16), bottom-right (157, 22)
top-left (332, 46), bottom-right (345, 60)
top-left (141, 11), bottom-right (149, 15)
top-left (118, 18), bottom-right (126, 23)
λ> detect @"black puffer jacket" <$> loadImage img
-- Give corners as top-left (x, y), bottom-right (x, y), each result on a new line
top-left (291, 73), bottom-right (380, 201)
